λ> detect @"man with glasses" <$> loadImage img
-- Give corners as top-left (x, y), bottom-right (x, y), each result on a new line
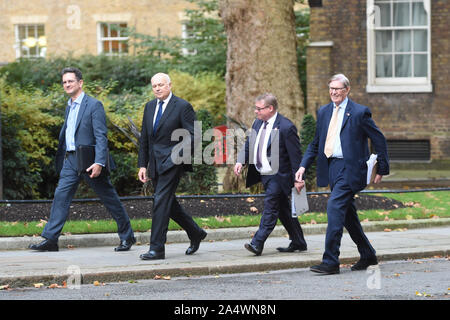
top-left (29, 67), bottom-right (135, 252)
top-left (234, 93), bottom-right (307, 256)
top-left (295, 74), bottom-right (389, 275)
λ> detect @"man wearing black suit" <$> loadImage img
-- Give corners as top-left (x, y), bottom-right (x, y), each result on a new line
top-left (296, 74), bottom-right (389, 275)
top-left (234, 93), bottom-right (307, 256)
top-left (138, 73), bottom-right (207, 260)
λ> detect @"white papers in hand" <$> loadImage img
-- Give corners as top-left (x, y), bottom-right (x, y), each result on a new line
top-left (366, 154), bottom-right (378, 184)
top-left (291, 185), bottom-right (309, 218)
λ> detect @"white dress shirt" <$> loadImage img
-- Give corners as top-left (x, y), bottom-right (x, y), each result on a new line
top-left (253, 112), bottom-right (278, 174)
top-left (65, 92), bottom-right (85, 151)
top-left (153, 92), bottom-right (172, 126)
top-left (331, 97), bottom-right (348, 158)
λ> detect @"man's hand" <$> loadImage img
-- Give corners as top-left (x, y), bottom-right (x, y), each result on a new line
top-left (138, 167), bottom-right (149, 183)
top-left (373, 174), bottom-right (383, 184)
top-left (234, 163), bottom-right (243, 176)
top-left (295, 167), bottom-right (306, 183)
top-left (294, 181), bottom-right (305, 193)
top-left (86, 163), bottom-right (102, 178)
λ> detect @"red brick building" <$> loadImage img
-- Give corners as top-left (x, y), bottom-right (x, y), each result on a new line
top-left (306, 0), bottom-right (449, 167)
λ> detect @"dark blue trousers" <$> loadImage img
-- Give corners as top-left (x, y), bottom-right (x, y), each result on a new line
top-left (251, 175), bottom-right (307, 249)
top-left (42, 153), bottom-right (134, 242)
top-left (322, 158), bottom-right (376, 266)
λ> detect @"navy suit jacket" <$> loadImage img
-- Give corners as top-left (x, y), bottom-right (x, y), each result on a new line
top-left (138, 94), bottom-right (195, 179)
top-left (301, 99), bottom-right (389, 193)
top-left (238, 113), bottom-right (302, 196)
top-left (55, 94), bottom-right (113, 174)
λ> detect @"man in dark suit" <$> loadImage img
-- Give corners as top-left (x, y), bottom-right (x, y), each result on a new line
top-left (296, 74), bottom-right (389, 275)
top-left (138, 73), bottom-right (207, 260)
top-left (234, 93), bottom-right (307, 256)
top-left (29, 67), bottom-right (135, 252)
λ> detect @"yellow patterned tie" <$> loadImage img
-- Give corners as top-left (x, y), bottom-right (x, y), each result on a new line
top-left (324, 105), bottom-right (340, 158)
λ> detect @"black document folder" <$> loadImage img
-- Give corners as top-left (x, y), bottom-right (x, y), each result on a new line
top-left (76, 145), bottom-right (109, 176)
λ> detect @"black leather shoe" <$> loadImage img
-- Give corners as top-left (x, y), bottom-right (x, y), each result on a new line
top-left (114, 237), bottom-right (136, 252)
top-left (29, 239), bottom-right (59, 252)
top-left (276, 242), bottom-right (307, 253)
top-left (310, 263), bottom-right (340, 275)
top-left (351, 257), bottom-right (378, 271)
top-left (244, 243), bottom-right (263, 256)
top-left (186, 230), bottom-right (207, 255)
top-left (140, 250), bottom-right (165, 260)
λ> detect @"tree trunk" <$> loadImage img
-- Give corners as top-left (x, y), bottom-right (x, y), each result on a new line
top-left (219, 0), bottom-right (305, 191)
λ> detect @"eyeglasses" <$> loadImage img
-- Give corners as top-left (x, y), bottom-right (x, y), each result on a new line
top-left (329, 87), bottom-right (347, 92)
top-left (62, 79), bottom-right (78, 85)
top-left (254, 106), bottom-right (270, 112)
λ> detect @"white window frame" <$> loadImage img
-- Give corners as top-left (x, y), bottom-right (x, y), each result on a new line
top-left (366, 0), bottom-right (432, 93)
top-left (14, 24), bottom-right (47, 59)
top-left (97, 22), bottom-right (129, 56)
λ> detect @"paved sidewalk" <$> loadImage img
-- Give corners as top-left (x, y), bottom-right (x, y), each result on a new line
top-left (0, 220), bottom-right (449, 288)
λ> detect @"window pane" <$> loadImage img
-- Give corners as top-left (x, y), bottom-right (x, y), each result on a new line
top-left (103, 40), bottom-right (110, 53)
top-left (18, 25), bottom-right (26, 39)
top-left (412, 1), bottom-right (427, 26)
top-left (376, 54), bottom-right (392, 77)
top-left (111, 40), bottom-right (119, 53)
top-left (376, 31), bottom-right (392, 52)
top-left (378, 3), bottom-right (391, 27)
top-left (414, 54), bottom-right (427, 76)
top-left (393, 2), bottom-right (410, 26)
top-left (395, 30), bottom-right (411, 52)
top-left (413, 30), bottom-right (427, 51)
top-left (29, 46), bottom-right (37, 56)
top-left (120, 41), bottom-right (128, 53)
top-left (395, 54), bottom-right (412, 77)
top-left (110, 25), bottom-right (118, 38)
top-left (102, 24), bottom-right (109, 37)
top-left (37, 25), bottom-right (45, 37)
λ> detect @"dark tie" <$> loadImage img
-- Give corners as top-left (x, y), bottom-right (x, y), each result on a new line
top-left (256, 121), bottom-right (268, 169)
top-left (153, 100), bottom-right (164, 135)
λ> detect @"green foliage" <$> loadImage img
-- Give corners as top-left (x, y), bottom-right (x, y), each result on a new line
top-left (300, 114), bottom-right (317, 190)
top-left (109, 152), bottom-right (141, 196)
top-left (178, 108), bottom-right (218, 194)
top-left (0, 77), bottom-right (63, 198)
top-left (0, 55), bottom-right (162, 95)
top-left (169, 70), bottom-right (226, 126)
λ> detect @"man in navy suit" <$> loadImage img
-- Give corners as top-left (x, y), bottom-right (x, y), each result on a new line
top-left (29, 67), bottom-right (135, 252)
top-left (234, 93), bottom-right (307, 256)
top-left (296, 74), bottom-right (389, 274)
top-left (138, 73), bottom-right (207, 260)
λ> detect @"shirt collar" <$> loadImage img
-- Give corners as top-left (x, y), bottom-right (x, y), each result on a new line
top-left (265, 112), bottom-right (278, 126)
top-left (333, 97), bottom-right (348, 109)
top-left (158, 92), bottom-right (172, 105)
top-left (68, 92), bottom-right (85, 108)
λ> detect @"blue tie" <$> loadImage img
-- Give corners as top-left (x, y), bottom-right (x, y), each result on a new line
top-left (153, 100), bottom-right (164, 135)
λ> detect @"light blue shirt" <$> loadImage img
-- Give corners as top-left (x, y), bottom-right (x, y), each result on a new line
top-left (65, 92), bottom-right (85, 151)
top-left (331, 97), bottom-right (348, 158)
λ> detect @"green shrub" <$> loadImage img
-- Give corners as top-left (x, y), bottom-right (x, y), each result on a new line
top-left (178, 108), bottom-right (218, 194)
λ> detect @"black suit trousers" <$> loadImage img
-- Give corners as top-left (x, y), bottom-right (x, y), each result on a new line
top-left (252, 175), bottom-right (307, 249)
top-left (150, 165), bottom-right (203, 251)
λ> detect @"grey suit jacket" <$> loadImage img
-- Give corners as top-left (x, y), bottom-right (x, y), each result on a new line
top-left (55, 94), bottom-right (111, 174)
